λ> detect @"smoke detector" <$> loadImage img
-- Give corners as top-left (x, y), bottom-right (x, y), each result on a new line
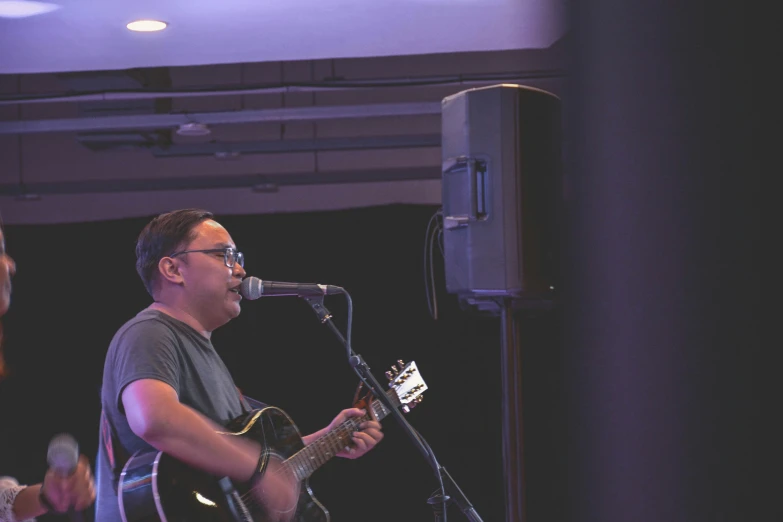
top-left (176, 122), bottom-right (210, 137)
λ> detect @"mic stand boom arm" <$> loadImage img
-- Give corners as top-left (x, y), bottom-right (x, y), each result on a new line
top-left (304, 294), bottom-right (483, 522)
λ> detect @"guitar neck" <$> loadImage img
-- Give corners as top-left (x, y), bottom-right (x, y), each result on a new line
top-left (285, 388), bottom-right (398, 481)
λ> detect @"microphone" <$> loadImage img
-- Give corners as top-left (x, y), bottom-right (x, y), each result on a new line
top-left (47, 433), bottom-right (79, 476)
top-left (47, 433), bottom-right (84, 522)
top-left (240, 276), bottom-right (343, 300)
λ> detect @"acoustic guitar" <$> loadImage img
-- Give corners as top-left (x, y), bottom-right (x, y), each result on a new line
top-left (118, 360), bottom-right (427, 522)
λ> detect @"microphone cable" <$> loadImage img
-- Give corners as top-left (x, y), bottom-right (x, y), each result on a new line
top-left (424, 207), bottom-right (444, 320)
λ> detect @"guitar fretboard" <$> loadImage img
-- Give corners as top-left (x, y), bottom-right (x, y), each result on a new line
top-left (284, 389), bottom-right (396, 481)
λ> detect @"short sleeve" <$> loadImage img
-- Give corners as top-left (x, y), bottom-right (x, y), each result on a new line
top-left (111, 319), bottom-right (182, 412)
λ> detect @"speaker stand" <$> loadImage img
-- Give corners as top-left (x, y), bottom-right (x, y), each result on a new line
top-left (499, 297), bottom-right (526, 522)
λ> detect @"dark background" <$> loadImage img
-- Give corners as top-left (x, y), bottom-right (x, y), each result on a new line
top-left (0, 204), bottom-right (565, 522)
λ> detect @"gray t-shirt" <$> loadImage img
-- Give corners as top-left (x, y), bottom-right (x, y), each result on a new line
top-left (95, 309), bottom-right (245, 522)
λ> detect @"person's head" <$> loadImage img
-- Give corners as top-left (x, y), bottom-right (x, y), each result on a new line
top-left (0, 224), bottom-right (17, 379)
top-left (0, 225), bottom-right (16, 319)
top-left (136, 209), bottom-right (246, 331)
top-left (136, 209), bottom-right (215, 296)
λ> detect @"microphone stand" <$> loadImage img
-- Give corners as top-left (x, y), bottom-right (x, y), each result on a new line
top-left (304, 293), bottom-right (483, 522)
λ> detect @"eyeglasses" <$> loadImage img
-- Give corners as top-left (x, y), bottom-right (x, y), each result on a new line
top-left (169, 247), bottom-right (244, 268)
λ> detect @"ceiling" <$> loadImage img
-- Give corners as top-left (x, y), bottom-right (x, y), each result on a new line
top-left (0, 0), bottom-right (567, 75)
top-left (0, 0), bottom-right (568, 225)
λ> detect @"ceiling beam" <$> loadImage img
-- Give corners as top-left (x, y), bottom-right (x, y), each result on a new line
top-left (150, 134), bottom-right (441, 157)
top-left (0, 166), bottom-right (441, 197)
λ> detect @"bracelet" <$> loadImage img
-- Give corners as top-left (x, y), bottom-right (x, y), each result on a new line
top-left (38, 486), bottom-right (57, 513)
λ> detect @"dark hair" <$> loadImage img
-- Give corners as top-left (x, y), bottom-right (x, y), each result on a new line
top-left (135, 208), bottom-right (214, 297)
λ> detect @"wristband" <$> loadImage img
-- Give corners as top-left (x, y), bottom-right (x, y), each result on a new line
top-left (38, 486), bottom-right (58, 513)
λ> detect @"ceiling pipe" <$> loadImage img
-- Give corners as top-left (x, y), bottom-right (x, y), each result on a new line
top-left (0, 101), bottom-right (442, 135)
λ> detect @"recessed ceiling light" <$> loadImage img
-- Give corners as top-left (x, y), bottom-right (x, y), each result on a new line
top-left (126, 19), bottom-right (167, 32)
top-left (0, 1), bottom-right (60, 19)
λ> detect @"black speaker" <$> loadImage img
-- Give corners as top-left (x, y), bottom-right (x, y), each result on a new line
top-left (441, 84), bottom-right (561, 310)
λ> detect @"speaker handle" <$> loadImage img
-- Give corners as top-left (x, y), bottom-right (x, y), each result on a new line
top-left (442, 156), bottom-right (487, 228)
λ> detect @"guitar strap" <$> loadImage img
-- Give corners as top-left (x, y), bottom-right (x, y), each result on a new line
top-left (352, 381), bottom-right (379, 421)
top-left (237, 386), bottom-right (268, 412)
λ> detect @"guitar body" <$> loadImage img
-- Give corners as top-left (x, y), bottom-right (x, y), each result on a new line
top-left (119, 407), bottom-right (329, 522)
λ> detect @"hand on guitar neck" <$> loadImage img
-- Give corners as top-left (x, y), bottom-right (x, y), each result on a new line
top-left (303, 407), bottom-right (384, 459)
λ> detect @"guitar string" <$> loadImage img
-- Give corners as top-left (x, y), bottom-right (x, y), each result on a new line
top-left (236, 417), bottom-right (366, 505)
top-left (234, 392), bottom-right (394, 508)
top-left (234, 422), bottom-right (359, 511)
top-left (252, 397), bottom-right (387, 486)
top-left (234, 394), bottom-right (392, 508)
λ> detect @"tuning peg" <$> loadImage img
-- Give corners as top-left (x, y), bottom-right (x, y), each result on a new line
top-left (397, 359), bottom-right (405, 368)
top-left (390, 364), bottom-right (399, 376)
top-left (385, 370), bottom-right (394, 382)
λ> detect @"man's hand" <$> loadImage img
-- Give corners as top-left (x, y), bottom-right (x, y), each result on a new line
top-left (41, 454), bottom-right (95, 513)
top-left (326, 407), bottom-right (384, 459)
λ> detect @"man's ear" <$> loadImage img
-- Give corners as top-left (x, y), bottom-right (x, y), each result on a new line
top-left (158, 256), bottom-right (184, 285)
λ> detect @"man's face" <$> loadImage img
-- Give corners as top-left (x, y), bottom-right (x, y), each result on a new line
top-left (175, 220), bottom-right (246, 329)
top-left (0, 229), bottom-right (16, 317)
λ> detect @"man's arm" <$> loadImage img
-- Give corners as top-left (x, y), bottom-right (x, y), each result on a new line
top-left (122, 379), bottom-right (260, 482)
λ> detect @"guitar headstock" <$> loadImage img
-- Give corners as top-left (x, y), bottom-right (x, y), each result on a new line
top-left (386, 360), bottom-right (427, 413)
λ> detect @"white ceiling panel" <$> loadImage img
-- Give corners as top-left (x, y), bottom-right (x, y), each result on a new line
top-left (0, 0), bottom-right (567, 74)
